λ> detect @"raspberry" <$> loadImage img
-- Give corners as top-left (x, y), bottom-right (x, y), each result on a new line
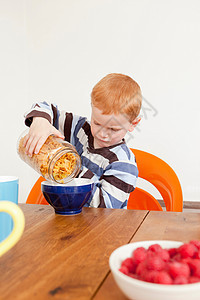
top-left (189, 276), bottom-right (200, 283)
top-left (168, 262), bottom-right (190, 279)
top-left (172, 253), bottom-right (181, 262)
top-left (194, 250), bottom-right (200, 259)
top-left (178, 243), bottom-right (197, 258)
top-left (188, 259), bottom-right (200, 277)
top-left (180, 257), bottom-right (192, 266)
top-left (168, 247), bottom-right (177, 258)
top-left (190, 240), bottom-right (200, 249)
top-left (155, 271), bottom-right (173, 285)
top-left (121, 257), bottom-right (136, 273)
top-left (128, 273), bottom-right (139, 280)
top-left (148, 244), bottom-right (162, 253)
top-left (119, 265), bottom-right (129, 275)
top-left (136, 261), bottom-right (146, 277)
top-left (146, 255), bottom-right (165, 271)
top-left (158, 249), bottom-right (170, 262)
top-left (146, 250), bottom-right (156, 259)
top-left (144, 270), bottom-right (159, 283)
top-left (174, 275), bottom-right (188, 285)
top-left (132, 247), bottom-right (147, 264)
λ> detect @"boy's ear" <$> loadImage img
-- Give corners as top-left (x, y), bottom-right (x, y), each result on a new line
top-left (128, 117), bottom-right (141, 132)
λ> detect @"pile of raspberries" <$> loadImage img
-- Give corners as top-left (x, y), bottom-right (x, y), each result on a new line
top-left (119, 241), bottom-right (200, 285)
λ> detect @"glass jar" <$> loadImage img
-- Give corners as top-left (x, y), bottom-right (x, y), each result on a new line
top-left (17, 131), bottom-right (81, 184)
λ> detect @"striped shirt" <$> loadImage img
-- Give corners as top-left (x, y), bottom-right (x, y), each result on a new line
top-left (24, 102), bottom-right (138, 209)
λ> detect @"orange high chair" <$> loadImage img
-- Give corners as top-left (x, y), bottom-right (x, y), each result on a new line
top-left (127, 149), bottom-right (183, 211)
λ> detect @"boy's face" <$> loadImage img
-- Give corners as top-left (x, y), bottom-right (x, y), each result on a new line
top-left (90, 106), bottom-right (139, 149)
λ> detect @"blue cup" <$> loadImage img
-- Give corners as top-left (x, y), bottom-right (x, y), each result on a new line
top-left (0, 176), bottom-right (19, 241)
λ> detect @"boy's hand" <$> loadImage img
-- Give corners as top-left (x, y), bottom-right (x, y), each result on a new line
top-left (23, 117), bottom-right (65, 157)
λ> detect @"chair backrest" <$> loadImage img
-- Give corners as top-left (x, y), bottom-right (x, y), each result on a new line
top-left (127, 149), bottom-right (183, 212)
top-left (26, 176), bottom-right (48, 205)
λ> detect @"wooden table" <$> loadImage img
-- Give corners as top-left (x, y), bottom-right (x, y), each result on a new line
top-left (1, 205), bottom-right (200, 300)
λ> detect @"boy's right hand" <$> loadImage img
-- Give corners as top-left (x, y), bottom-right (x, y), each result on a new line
top-left (23, 117), bottom-right (65, 157)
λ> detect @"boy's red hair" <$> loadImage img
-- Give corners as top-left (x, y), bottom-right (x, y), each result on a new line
top-left (91, 73), bottom-right (142, 122)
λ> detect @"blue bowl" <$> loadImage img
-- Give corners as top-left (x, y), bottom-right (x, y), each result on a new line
top-left (41, 179), bottom-right (94, 215)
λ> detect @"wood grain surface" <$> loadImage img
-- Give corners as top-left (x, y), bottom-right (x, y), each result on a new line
top-left (0, 204), bottom-right (148, 300)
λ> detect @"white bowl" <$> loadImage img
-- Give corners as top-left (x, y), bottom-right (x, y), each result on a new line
top-left (109, 240), bottom-right (200, 300)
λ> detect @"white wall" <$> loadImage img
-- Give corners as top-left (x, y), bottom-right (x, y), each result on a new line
top-left (0, 0), bottom-right (36, 203)
top-left (1, 0), bottom-right (200, 203)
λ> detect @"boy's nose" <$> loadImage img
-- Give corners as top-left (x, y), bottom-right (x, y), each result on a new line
top-left (99, 128), bottom-right (109, 139)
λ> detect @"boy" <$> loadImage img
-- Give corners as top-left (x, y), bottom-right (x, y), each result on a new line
top-left (24, 73), bottom-right (142, 209)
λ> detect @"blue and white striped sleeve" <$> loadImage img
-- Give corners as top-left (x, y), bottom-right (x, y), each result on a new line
top-left (24, 101), bottom-right (85, 142)
top-left (24, 101), bottom-right (58, 127)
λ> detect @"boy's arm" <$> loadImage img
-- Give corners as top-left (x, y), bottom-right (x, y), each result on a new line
top-left (23, 102), bottom-right (64, 156)
top-left (86, 160), bottom-right (138, 209)
top-left (24, 101), bottom-right (86, 156)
